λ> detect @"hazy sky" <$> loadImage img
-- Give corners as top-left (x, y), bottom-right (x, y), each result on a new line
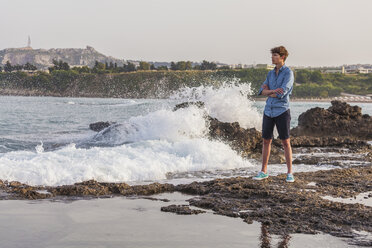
top-left (1, 0), bottom-right (371, 66)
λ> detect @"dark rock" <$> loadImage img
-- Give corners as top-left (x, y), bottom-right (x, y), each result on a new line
top-left (291, 101), bottom-right (372, 139)
top-left (328, 100), bottom-right (362, 118)
top-left (180, 166), bottom-right (372, 246)
top-left (1, 166), bottom-right (371, 247)
top-left (293, 153), bottom-right (371, 167)
top-left (160, 204), bottom-right (206, 215)
top-left (207, 116), bottom-right (263, 156)
top-left (9, 181), bottom-right (23, 187)
top-left (293, 155), bottom-right (322, 165)
top-left (244, 217), bottom-right (254, 224)
top-left (89, 121), bottom-right (115, 132)
top-left (48, 180), bottom-right (176, 197)
top-left (16, 188), bottom-right (52, 200)
top-left (173, 101), bottom-right (205, 111)
top-left (120, 183), bottom-right (176, 196)
top-left (7, 185), bottom-right (53, 200)
top-left (290, 136), bottom-right (370, 148)
top-left (50, 181), bottom-right (111, 197)
top-left (139, 196), bottom-right (170, 202)
top-left (249, 147), bottom-right (286, 164)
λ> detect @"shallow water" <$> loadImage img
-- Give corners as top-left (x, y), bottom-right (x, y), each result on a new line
top-left (0, 192), bottom-right (351, 248)
top-left (322, 191), bottom-right (372, 207)
top-left (0, 83), bottom-right (371, 186)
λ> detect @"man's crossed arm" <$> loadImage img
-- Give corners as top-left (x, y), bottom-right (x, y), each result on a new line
top-left (261, 84), bottom-right (283, 98)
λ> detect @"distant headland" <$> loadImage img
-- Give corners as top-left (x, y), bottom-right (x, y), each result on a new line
top-left (0, 39), bottom-right (371, 100)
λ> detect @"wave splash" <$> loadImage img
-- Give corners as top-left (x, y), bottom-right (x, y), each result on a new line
top-left (0, 81), bottom-right (260, 186)
top-left (170, 80), bottom-right (262, 130)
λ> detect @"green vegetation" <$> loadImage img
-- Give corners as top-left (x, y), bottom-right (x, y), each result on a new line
top-left (0, 70), bottom-right (220, 98)
top-left (139, 61), bottom-right (151, 70)
top-left (48, 59), bottom-right (70, 72)
top-left (293, 69), bottom-right (372, 97)
top-left (2, 61), bottom-right (37, 72)
top-left (170, 61), bottom-right (193, 71)
top-left (0, 60), bottom-right (371, 98)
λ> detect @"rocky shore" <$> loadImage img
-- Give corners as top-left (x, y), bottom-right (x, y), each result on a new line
top-left (1, 100), bottom-right (371, 246)
top-left (1, 166), bottom-right (371, 246)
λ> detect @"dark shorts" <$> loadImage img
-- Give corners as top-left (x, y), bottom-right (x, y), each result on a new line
top-left (262, 109), bottom-right (291, 140)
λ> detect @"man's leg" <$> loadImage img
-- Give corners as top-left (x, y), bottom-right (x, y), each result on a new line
top-left (275, 109), bottom-right (294, 179)
top-left (260, 114), bottom-right (275, 174)
top-left (261, 138), bottom-right (272, 174)
top-left (281, 138), bottom-right (292, 174)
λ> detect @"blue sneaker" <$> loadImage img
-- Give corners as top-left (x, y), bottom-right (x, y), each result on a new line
top-left (286, 173), bottom-right (295, 183)
top-left (253, 171), bottom-right (268, 180)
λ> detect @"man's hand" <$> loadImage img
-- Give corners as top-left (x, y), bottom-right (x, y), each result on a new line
top-left (269, 93), bottom-right (277, 98)
top-left (262, 85), bottom-right (284, 97)
top-left (267, 88), bottom-right (283, 98)
top-left (273, 88), bottom-right (284, 95)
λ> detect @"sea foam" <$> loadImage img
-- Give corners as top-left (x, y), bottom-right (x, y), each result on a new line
top-left (0, 139), bottom-right (253, 186)
top-left (0, 82), bottom-right (260, 186)
top-left (170, 80), bottom-right (262, 130)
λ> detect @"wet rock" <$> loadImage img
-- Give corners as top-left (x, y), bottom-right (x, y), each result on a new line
top-left (6, 184), bottom-right (53, 200)
top-left (9, 181), bottom-right (23, 187)
top-left (16, 188), bottom-right (52, 200)
top-left (2, 179), bottom-right (176, 200)
top-left (291, 101), bottom-right (372, 139)
top-left (119, 183), bottom-right (176, 196)
top-left (160, 204), bottom-right (206, 215)
top-left (207, 116), bottom-right (262, 156)
top-left (366, 152), bottom-right (372, 162)
top-left (89, 121), bottom-right (115, 132)
top-left (50, 180), bottom-right (111, 197)
top-left (180, 166), bottom-right (372, 245)
top-left (175, 181), bottom-right (211, 195)
top-left (48, 180), bottom-right (176, 197)
top-left (249, 147), bottom-right (286, 164)
top-left (139, 196), bottom-right (170, 202)
top-left (293, 153), bottom-right (371, 167)
top-left (289, 136), bottom-right (370, 149)
top-left (244, 217), bottom-right (254, 224)
top-left (173, 101), bottom-right (205, 111)
top-left (293, 156), bottom-right (320, 165)
top-left (1, 166), bottom-right (371, 246)
top-left (269, 146), bottom-right (286, 164)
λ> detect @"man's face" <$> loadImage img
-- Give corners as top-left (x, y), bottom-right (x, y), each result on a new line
top-left (271, 53), bottom-right (284, 64)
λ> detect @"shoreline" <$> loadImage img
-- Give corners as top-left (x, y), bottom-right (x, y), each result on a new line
top-left (254, 97), bottom-right (372, 103)
top-left (1, 165), bottom-right (371, 246)
top-left (0, 192), bottom-right (351, 248)
top-left (1, 93), bottom-right (372, 103)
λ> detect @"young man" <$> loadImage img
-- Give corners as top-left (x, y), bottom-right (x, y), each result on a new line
top-left (253, 46), bottom-right (295, 182)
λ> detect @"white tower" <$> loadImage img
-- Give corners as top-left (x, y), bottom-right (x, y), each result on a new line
top-left (27, 35), bottom-right (31, 47)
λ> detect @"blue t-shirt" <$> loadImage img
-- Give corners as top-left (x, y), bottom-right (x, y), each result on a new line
top-left (258, 64), bottom-right (294, 118)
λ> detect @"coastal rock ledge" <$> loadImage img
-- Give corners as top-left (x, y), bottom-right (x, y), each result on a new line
top-left (291, 100), bottom-right (372, 139)
top-left (1, 166), bottom-right (371, 246)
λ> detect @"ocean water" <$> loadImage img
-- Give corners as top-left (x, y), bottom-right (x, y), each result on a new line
top-left (0, 83), bottom-right (371, 186)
